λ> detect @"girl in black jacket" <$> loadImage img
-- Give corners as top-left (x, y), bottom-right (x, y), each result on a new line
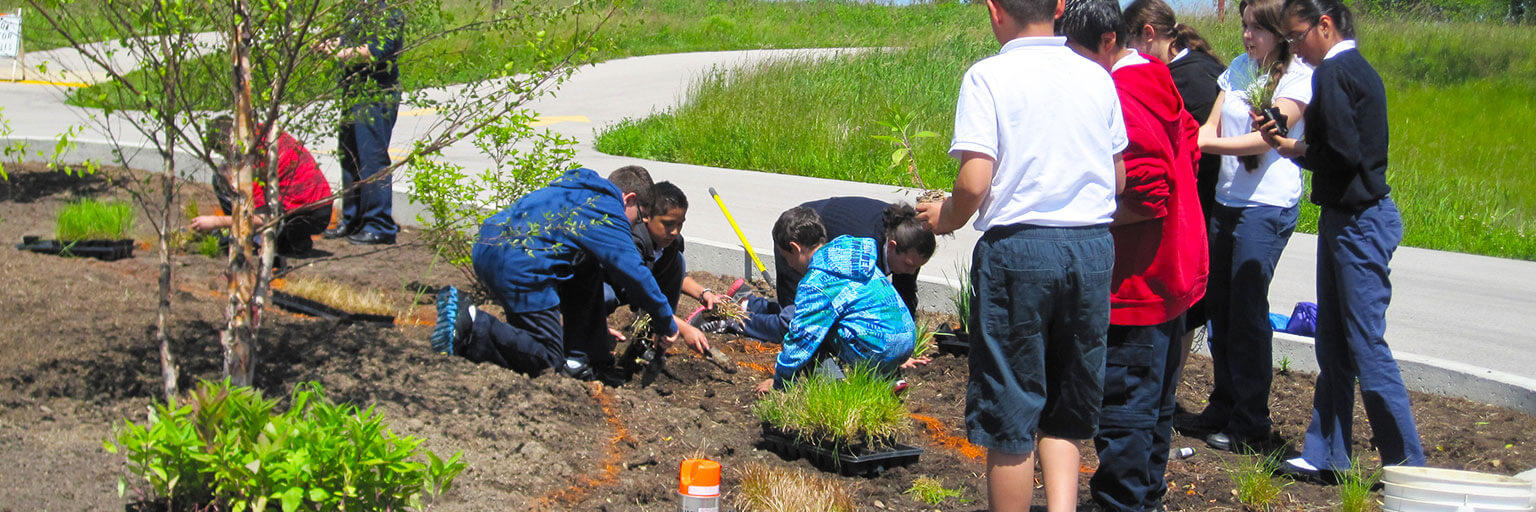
top-left (1259, 0), bottom-right (1426, 481)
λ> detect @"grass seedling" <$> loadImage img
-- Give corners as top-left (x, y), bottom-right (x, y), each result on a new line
top-left (1226, 451), bottom-right (1291, 511)
top-left (55, 198), bottom-right (135, 241)
top-left (737, 462), bottom-right (854, 512)
top-left (913, 320), bottom-right (939, 360)
top-left (711, 299), bottom-right (750, 324)
top-left (279, 276), bottom-right (404, 317)
top-left (194, 234), bottom-right (222, 258)
top-left (753, 363), bottom-right (910, 447)
top-left (948, 262), bottom-right (973, 334)
top-left (1244, 64), bottom-right (1280, 113)
top-left (1335, 457), bottom-right (1383, 512)
top-left (1278, 355), bottom-right (1293, 374)
top-left (630, 312), bottom-right (653, 339)
top-left (904, 476), bottom-right (962, 505)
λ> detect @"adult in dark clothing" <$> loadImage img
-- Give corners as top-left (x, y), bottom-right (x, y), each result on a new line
top-left (323, 2), bottom-right (403, 245)
top-left (1124, 0), bottom-right (1225, 352)
top-left (700, 197), bottom-right (935, 346)
top-left (1259, 0), bottom-right (1424, 480)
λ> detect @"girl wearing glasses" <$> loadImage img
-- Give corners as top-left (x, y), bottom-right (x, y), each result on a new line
top-left (1260, 0), bottom-right (1426, 482)
top-left (1189, 0), bottom-right (1313, 456)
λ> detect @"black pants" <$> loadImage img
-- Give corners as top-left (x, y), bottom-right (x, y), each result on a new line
top-left (216, 183), bottom-right (332, 257)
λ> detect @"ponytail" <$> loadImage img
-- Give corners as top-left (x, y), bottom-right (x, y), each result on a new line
top-left (881, 203), bottom-right (936, 259)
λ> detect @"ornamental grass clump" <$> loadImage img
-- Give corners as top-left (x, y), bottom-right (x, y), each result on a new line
top-left (106, 379), bottom-right (464, 511)
top-left (753, 363), bottom-right (910, 447)
top-left (280, 276), bottom-right (404, 317)
top-left (55, 198), bottom-right (135, 240)
top-left (912, 320), bottom-right (939, 360)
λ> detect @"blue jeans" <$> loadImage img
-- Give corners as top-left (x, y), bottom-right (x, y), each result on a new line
top-left (1091, 315), bottom-right (1185, 512)
top-left (739, 294), bottom-right (794, 344)
top-left (1204, 203), bottom-right (1298, 439)
top-left (337, 95), bottom-right (399, 237)
top-left (1302, 198), bottom-right (1425, 470)
top-left (966, 224), bottom-right (1113, 454)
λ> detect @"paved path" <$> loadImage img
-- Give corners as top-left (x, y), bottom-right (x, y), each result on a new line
top-left (3, 49), bottom-right (1534, 383)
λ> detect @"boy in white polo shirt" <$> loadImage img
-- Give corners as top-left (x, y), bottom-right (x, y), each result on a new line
top-left (917, 0), bottom-right (1127, 509)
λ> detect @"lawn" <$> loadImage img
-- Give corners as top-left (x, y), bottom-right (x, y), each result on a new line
top-left (595, 5), bottom-right (1536, 260)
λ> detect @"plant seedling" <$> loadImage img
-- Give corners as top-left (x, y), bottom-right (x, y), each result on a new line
top-left (1278, 355), bottom-right (1293, 375)
top-left (1225, 450), bottom-right (1292, 511)
top-left (913, 320), bottom-right (939, 360)
top-left (753, 363), bottom-right (910, 447)
top-left (904, 476), bottom-right (963, 505)
top-left (1244, 65), bottom-right (1288, 138)
top-left (948, 262), bottom-right (973, 335)
top-left (1334, 457), bottom-right (1383, 512)
top-left (55, 198), bottom-right (135, 241)
top-left (871, 106), bottom-right (943, 202)
top-left (737, 462), bottom-right (854, 512)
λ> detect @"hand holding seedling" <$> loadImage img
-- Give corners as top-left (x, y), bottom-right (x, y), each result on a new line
top-left (1252, 111), bottom-right (1307, 158)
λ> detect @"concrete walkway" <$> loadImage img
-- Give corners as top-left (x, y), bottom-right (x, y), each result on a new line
top-left (2, 48), bottom-right (1533, 412)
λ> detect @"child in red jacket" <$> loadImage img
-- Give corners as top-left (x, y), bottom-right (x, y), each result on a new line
top-left (1060, 0), bottom-right (1208, 509)
top-left (194, 116), bottom-right (334, 256)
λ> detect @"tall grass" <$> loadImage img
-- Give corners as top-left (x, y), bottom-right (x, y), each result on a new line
top-left (753, 363), bottom-right (910, 446)
top-left (55, 198), bottom-right (135, 240)
top-left (596, 13), bottom-right (1536, 260)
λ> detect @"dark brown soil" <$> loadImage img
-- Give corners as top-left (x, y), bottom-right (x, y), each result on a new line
top-left (1, 162), bottom-right (1532, 511)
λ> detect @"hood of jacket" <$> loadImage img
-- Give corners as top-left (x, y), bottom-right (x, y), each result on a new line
top-left (1114, 52), bottom-right (1187, 126)
top-left (807, 235), bottom-right (879, 282)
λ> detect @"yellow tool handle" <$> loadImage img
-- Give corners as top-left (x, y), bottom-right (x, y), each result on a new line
top-left (709, 187), bottom-right (774, 286)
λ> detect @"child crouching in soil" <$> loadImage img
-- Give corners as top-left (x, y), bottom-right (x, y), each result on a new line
top-left (751, 207), bottom-right (915, 394)
top-left (195, 115), bottom-right (333, 257)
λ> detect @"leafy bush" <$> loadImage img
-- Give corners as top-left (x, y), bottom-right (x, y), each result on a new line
top-left (753, 364), bottom-right (909, 446)
top-left (737, 462), bottom-right (854, 512)
top-left (106, 379), bottom-right (464, 511)
top-left (56, 198), bottom-right (135, 240)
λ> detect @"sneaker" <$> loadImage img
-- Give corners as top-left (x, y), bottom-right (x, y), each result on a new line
top-left (1277, 457), bottom-right (1338, 485)
top-left (431, 286), bottom-right (468, 355)
top-left (562, 358), bottom-right (596, 381)
top-left (892, 379), bottom-right (909, 396)
top-left (692, 317), bottom-right (743, 335)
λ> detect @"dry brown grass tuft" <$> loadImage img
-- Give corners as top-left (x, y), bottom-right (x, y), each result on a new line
top-left (736, 463), bottom-right (855, 512)
top-left (278, 276), bottom-right (404, 317)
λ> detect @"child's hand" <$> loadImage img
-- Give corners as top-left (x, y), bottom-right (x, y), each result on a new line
top-left (915, 200), bottom-right (946, 234)
top-left (753, 378), bottom-right (774, 394)
top-left (700, 290), bottom-right (725, 310)
top-left (607, 327), bottom-right (627, 343)
top-left (655, 330), bottom-right (680, 352)
top-left (679, 322), bottom-right (710, 355)
top-left (189, 215), bottom-right (231, 232)
top-left (900, 356), bottom-right (931, 369)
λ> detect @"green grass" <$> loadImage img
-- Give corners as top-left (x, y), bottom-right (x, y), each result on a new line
top-left (752, 363), bottom-right (910, 446)
top-left (1335, 458), bottom-right (1384, 512)
top-left (904, 476), bottom-right (963, 505)
top-left (55, 198), bottom-right (134, 240)
top-left (1225, 452), bottom-right (1292, 511)
top-left (596, 12), bottom-right (1536, 260)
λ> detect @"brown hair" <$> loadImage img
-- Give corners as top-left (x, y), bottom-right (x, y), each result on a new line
top-left (1124, 0), bottom-right (1223, 63)
top-left (1239, 0), bottom-right (1292, 171)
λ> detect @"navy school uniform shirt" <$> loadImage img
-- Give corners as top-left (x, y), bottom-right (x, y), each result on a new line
top-left (777, 197), bottom-right (920, 317)
top-left (1290, 47), bottom-right (1391, 212)
top-left (472, 168), bottom-right (678, 336)
top-left (608, 219), bottom-right (685, 310)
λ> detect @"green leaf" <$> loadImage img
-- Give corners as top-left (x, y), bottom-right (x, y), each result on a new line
top-left (914, 131), bottom-right (939, 138)
top-left (890, 148), bottom-right (909, 166)
top-left (280, 487), bottom-right (303, 512)
top-left (117, 477), bottom-right (126, 497)
top-left (102, 437), bottom-right (118, 454)
top-left (308, 487), bottom-right (329, 502)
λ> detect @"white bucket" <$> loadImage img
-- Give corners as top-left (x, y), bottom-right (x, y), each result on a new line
top-left (1382, 467), bottom-right (1535, 512)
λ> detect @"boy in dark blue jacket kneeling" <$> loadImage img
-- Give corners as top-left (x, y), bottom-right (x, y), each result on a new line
top-left (431, 166), bottom-right (679, 377)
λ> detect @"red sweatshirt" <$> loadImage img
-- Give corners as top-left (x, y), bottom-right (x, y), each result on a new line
top-left (1109, 53), bottom-right (1209, 326)
top-left (253, 132), bottom-right (332, 213)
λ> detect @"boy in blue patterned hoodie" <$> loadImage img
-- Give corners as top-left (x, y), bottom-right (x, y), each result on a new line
top-left (753, 207), bottom-right (916, 393)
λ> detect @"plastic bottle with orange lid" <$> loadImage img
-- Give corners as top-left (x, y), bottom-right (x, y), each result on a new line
top-left (678, 458), bottom-right (720, 512)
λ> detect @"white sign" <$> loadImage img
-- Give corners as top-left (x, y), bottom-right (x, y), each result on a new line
top-left (0, 12), bottom-right (20, 58)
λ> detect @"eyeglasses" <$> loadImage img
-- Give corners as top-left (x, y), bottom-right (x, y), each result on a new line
top-left (1284, 23), bottom-right (1317, 45)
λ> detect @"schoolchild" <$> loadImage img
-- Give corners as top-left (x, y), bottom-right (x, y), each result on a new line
top-left (196, 116), bottom-right (334, 257)
top-left (915, 0), bottom-right (1128, 508)
top-left (1259, 0), bottom-right (1426, 480)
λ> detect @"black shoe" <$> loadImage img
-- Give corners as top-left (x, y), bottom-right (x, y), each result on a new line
top-left (562, 358), bottom-right (596, 381)
top-left (1276, 457), bottom-right (1338, 485)
top-left (1207, 431), bottom-right (1288, 455)
top-left (322, 226), bottom-right (355, 239)
top-left (346, 231), bottom-right (396, 246)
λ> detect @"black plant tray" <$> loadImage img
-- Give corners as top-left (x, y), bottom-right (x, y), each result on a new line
top-left (271, 290), bottom-right (395, 325)
top-left (17, 236), bottom-right (135, 261)
top-left (936, 325), bottom-right (970, 355)
top-left (760, 424), bottom-right (922, 477)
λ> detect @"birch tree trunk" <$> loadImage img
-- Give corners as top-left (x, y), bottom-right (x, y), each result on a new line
top-left (222, 0), bottom-right (259, 386)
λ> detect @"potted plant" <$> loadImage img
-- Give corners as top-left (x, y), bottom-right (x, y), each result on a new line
top-left (752, 364), bottom-right (923, 476)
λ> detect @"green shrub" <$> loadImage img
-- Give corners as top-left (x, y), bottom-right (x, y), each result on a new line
top-left (106, 379), bottom-right (464, 511)
top-left (753, 363), bottom-right (910, 446)
top-left (56, 198), bottom-right (135, 241)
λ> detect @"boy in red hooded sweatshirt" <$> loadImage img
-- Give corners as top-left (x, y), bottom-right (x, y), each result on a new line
top-left (1059, 0), bottom-right (1208, 509)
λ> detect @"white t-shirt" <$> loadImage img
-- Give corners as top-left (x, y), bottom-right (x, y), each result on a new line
top-left (1214, 53), bottom-right (1313, 208)
top-left (951, 36), bottom-right (1128, 229)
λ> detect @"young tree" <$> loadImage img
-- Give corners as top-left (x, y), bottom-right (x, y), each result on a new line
top-left (27, 0), bottom-right (609, 390)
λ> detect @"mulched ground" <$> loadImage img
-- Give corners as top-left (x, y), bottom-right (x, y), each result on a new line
top-left (1, 163), bottom-right (1532, 511)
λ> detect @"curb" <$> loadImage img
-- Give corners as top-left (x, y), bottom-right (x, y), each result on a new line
top-left (9, 135), bottom-right (1536, 417)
